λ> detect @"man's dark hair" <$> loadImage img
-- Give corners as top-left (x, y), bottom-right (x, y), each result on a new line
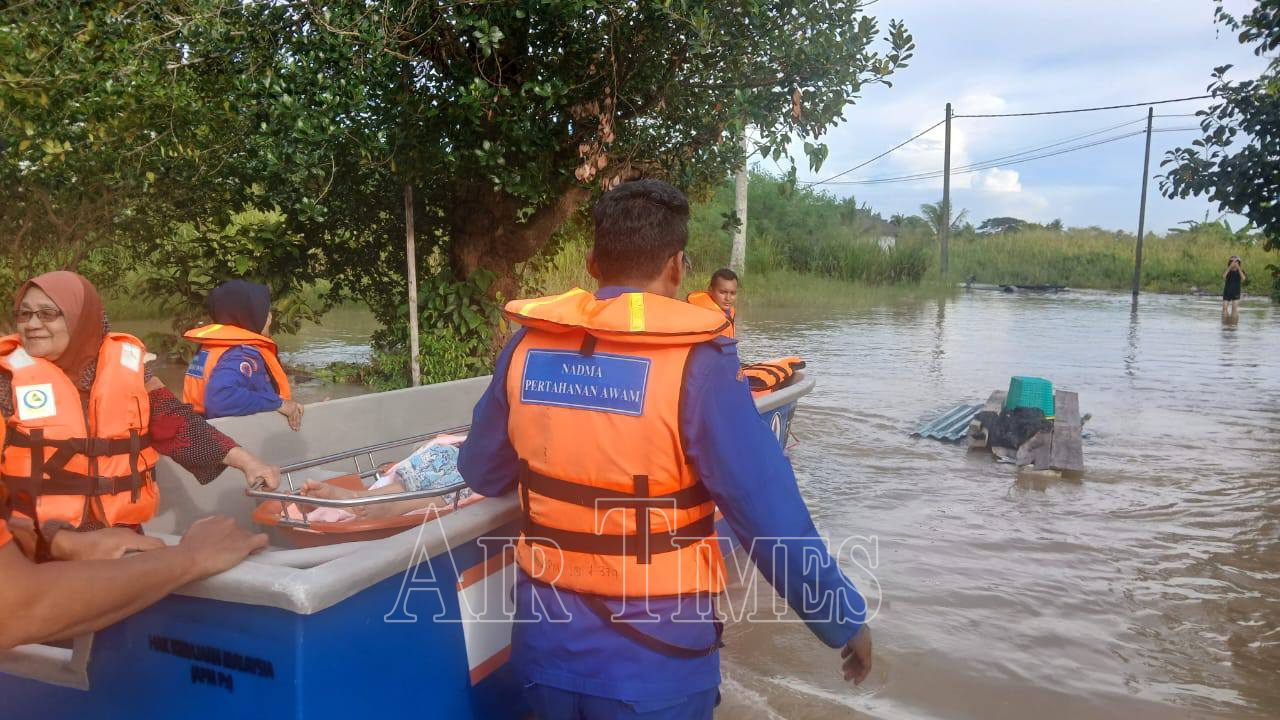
top-left (591, 179), bottom-right (689, 281)
top-left (710, 268), bottom-right (739, 285)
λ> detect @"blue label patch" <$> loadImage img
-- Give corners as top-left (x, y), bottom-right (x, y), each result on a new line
top-left (520, 349), bottom-right (650, 416)
top-left (186, 349), bottom-right (209, 378)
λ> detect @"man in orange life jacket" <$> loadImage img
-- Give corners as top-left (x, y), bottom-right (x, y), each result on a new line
top-left (458, 180), bottom-right (872, 719)
top-left (0, 482), bottom-right (266, 649)
top-left (686, 268), bottom-right (738, 339)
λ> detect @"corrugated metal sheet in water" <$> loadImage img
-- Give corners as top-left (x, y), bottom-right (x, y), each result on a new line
top-left (913, 403), bottom-right (983, 441)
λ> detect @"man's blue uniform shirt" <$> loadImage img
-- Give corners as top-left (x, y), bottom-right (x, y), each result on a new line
top-left (188, 345), bottom-right (285, 418)
top-left (457, 287), bottom-right (866, 702)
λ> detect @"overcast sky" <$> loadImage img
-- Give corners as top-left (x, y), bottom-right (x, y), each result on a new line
top-left (784, 0), bottom-right (1270, 232)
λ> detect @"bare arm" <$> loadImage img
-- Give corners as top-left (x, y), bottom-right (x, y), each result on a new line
top-left (0, 517), bottom-right (266, 649)
top-left (0, 542), bottom-right (199, 647)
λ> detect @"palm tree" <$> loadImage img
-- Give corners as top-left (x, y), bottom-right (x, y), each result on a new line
top-left (920, 201), bottom-right (969, 238)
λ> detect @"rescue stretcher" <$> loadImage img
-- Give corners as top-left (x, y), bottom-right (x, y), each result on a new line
top-left (247, 428), bottom-right (474, 546)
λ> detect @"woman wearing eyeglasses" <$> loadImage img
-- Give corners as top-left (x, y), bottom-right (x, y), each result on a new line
top-left (0, 271), bottom-right (280, 560)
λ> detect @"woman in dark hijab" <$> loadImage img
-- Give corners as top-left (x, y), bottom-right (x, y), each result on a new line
top-left (183, 280), bottom-right (303, 430)
top-left (0, 271), bottom-right (280, 555)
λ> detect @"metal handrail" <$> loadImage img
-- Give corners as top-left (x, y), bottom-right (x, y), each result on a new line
top-left (245, 426), bottom-right (472, 529)
top-left (276, 425), bottom-right (469, 474)
top-left (245, 481), bottom-right (469, 509)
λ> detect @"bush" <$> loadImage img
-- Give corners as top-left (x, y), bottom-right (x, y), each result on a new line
top-left (321, 269), bottom-right (501, 390)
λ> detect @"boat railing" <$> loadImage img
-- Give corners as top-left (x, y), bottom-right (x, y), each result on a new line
top-left (245, 425), bottom-right (472, 529)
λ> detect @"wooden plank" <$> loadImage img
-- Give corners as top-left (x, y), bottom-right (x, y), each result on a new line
top-left (1049, 390), bottom-right (1083, 472)
top-left (968, 390), bottom-right (1006, 450)
top-left (1016, 431), bottom-right (1051, 469)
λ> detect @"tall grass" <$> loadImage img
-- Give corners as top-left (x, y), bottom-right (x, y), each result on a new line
top-left (523, 223), bottom-right (952, 308)
top-left (948, 229), bottom-right (1272, 293)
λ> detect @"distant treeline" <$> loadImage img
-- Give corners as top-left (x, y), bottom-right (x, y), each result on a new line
top-left (666, 172), bottom-right (1273, 296)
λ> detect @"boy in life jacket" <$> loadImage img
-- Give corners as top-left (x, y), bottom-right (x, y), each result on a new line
top-left (686, 268), bottom-right (738, 338)
top-left (458, 179), bottom-right (872, 720)
top-left (183, 281), bottom-right (304, 431)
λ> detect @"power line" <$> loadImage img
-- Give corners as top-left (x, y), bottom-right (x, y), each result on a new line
top-left (811, 118), bottom-right (1148, 186)
top-left (822, 126), bottom-right (1198, 185)
top-left (802, 119), bottom-right (945, 186)
top-left (796, 96), bottom-right (1211, 188)
top-left (941, 115), bottom-right (1147, 170)
top-left (953, 94), bottom-right (1212, 118)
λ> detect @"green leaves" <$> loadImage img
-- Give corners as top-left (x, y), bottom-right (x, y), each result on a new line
top-left (1161, 0), bottom-right (1280, 299)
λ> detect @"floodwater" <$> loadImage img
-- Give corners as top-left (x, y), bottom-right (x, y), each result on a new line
top-left (719, 290), bottom-right (1279, 719)
top-left (128, 289), bottom-right (1278, 718)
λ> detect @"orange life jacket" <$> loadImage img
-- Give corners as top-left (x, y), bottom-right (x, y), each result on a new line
top-left (0, 333), bottom-right (159, 528)
top-left (503, 288), bottom-right (730, 604)
top-left (686, 290), bottom-right (735, 339)
top-left (741, 356), bottom-right (805, 395)
top-left (182, 324), bottom-right (292, 415)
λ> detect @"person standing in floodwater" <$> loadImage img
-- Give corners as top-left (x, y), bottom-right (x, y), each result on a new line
top-left (1222, 256), bottom-right (1246, 317)
top-left (687, 268), bottom-right (738, 339)
top-left (459, 179), bottom-right (871, 720)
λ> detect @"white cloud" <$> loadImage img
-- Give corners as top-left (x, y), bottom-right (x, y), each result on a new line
top-left (785, 1), bottom-right (1270, 230)
top-left (977, 168), bottom-right (1022, 193)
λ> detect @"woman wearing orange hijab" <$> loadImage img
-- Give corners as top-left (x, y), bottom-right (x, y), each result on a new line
top-left (0, 271), bottom-right (279, 558)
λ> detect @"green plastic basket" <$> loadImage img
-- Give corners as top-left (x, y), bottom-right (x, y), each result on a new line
top-left (1004, 376), bottom-right (1055, 418)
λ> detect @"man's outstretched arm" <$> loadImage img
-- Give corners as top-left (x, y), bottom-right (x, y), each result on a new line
top-left (0, 517), bottom-right (266, 649)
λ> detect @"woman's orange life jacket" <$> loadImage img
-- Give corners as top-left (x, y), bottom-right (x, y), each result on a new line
top-left (686, 290), bottom-right (735, 339)
top-left (0, 333), bottom-right (160, 528)
top-left (503, 288), bottom-right (731, 600)
top-left (182, 323), bottom-right (292, 415)
top-left (742, 356), bottom-right (806, 396)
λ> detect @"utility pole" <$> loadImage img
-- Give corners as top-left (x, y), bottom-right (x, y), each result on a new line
top-left (1132, 106), bottom-right (1154, 298)
top-left (404, 183), bottom-right (421, 387)
top-left (729, 129), bottom-right (749, 274)
top-left (941, 102), bottom-right (953, 277)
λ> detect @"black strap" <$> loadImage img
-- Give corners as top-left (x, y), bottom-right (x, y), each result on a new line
top-left (523, 512), bottom-right (716, 558)
top-left (128, 429), bottom-right (142, 502)
top-left (25, 428), bottom-right (44, 530)
top-left (579, 333), bottom-right (597, 357)
top-left (1, 470), bottom-right (150, 498)
top-left (634, 475), bottom-right (651, 565)
top-left (519, 460), bottom-right (533, 527)
top-left (522, 467), bottom-right (712, 510)
top-left (4, 430), bottom-right (152, 457)
top-left (581, 594), bottom-right (724, 659)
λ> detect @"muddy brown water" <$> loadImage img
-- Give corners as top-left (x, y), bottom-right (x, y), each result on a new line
top-left (721, 290), bottom-right (1278, 719)
top-left (127, 290), bottom-right (1278, 718)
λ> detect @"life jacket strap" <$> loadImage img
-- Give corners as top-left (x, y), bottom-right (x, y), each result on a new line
top-left (4, 429), bottom-right (153, 457)
top-left (580, 593), bottom-right (725, 659)
top-left (521, 466), bottom-right (712, 510)
top-left (1, 469), bottom-right (152, 499)
top-left (522, 513), bottom-right (716, 558)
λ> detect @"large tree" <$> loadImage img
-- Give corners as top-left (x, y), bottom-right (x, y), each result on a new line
top-left (5, 1), bottom-right (914, 304)
top-left (1161, 0), bottom-right (1280, 298)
